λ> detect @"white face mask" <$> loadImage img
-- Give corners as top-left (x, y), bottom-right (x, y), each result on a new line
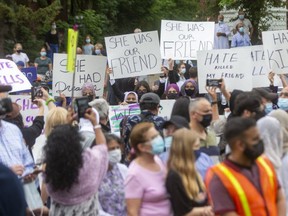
top-left (108, 149), bottom-right (122, 165)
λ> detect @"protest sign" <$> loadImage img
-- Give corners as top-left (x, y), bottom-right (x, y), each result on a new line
top-left (158, 99), bottom-right (175, 120)
top-left (21, 67), bottom-right (37, 84)
top-left (197, 48), bottom-right (252, 93)
top-left (105, 31), bottom-right (162, 79)
top-left (53, 54), bottom-right (107, 97)
top-left (262, 30), bottom-right (288, 74)
top-left (0, 59), bottom-right (31, 92)
top-left (109, 103), bottom-right (141, 134)
top-left (10, 95), bottom-right (39, 127)
top-left (160, 20), bottom-right (214, 60)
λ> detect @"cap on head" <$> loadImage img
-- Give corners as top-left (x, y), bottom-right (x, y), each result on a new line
top-left (140, 92), bottom-right (160, 104)
top-left (163, 115), bottom-right (190, 130)
top-left (0, 85), bottom-right (12, 93)
top-left (16, 61), bottom-right (25, 67)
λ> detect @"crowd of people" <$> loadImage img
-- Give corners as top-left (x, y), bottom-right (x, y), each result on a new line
top-left (1, 9), bottom-right (288, 216)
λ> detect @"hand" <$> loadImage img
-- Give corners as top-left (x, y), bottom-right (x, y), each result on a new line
top-left (106, 67), bottom-right (113, 75)
top-left (219, 78), bottom-right (226, 92)
top-left (202, 206), bottom-right (214, 216)
top-left (67, 107), bottom-right (77, 124)
top-left (120, 101), bottom-right (128, 105)
top-left (268, 72), bottom-right (275, 84)
top-left (33, 98), bottom-right (44, 109)
top-left (41, 87), bottom-right (50, 101)
top-left (59, 93), bottom-right (66, 102)
top-left (84, 108), bottom-right (98, 126)
top-left (206, 86), bottom-right (218, 101)
top-left (152, 85), bottom-right (159, 91)
top-left (217, 32), bottom-right (222, 37)
top-left (168, 58), bottom-right (174, 70)
top-left (10, 165), bottom-right (25, 176)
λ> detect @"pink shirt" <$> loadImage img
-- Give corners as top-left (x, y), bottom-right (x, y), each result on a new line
top-left (47, 144), bottom-right (108, 205)
top-left (125, 156), bottom-right (172, 216)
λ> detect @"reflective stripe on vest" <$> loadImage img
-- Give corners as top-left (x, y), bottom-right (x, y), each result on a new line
top-left (217, 164), bottom-right (252, 216)
top-left (257, 157), bottom-right (274, 189)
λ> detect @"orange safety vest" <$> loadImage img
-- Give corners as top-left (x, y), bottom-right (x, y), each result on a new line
top-left (205, 156), bottom-right (278, 216)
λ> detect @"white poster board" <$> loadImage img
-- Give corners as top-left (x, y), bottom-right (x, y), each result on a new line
top-left (160, 20), bottom-right (214, 60)
top-left (262, 30), bottom-right (288, 74)
top-left (158, 99), bottom-right (175, 120)
top-left (0, 59), bottom-right (31, 92)
top-left (197, 48), bottom-right (252, 93)
top-left (105, 31), bottom-right (162, 79)
top-left (52, 54), bottom-right (107, 97)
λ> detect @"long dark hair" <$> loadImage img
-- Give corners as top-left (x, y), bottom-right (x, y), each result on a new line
top-left (44, 124), bottom-right (83, 191)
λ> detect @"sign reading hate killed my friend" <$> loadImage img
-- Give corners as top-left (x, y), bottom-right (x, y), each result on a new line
top-left (53, 54), bottom-right (107, 97)
top-left (105, 31), bottom-right (162, 79)
top-left (262, 30), bottom-right (288, 74)
top-left (197, 48), bottom-right (252, 93)
top-left (160, 20), bottom-right (214, 60)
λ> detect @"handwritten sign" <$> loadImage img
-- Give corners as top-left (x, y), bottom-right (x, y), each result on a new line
top-left (109, 103), bottom-right (141, 133)
top-left (158, 99), bottom-right (175, 120)
top-left (21, 67), bottom-right (37, 84)
top-left (53, 54), bottom-right (107, 97)
top-left (9, 95), bottom-right (39, 127)
top-left (0, 59), bottom-right (32, 92)
top-left (197, 48), bottom-right (252, 93)
top-left (262, 30), bottom-right (288, 74)
top-left (160, 20), bottom-right (214, 60)
top-left (105, 31), bottom-right (162, 79)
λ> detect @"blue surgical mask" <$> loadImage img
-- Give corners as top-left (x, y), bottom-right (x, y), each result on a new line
top-left (239, 27), bottom-right (244, 33)
top-left (95, 49), bottom-right (101, 55)
top-left (164, 136), bottom-right (172, 149)
top-left (86, 39), bottom-right (91, 43)
top-left (150, 135), bottom-right (165, 155)
top-left (181, 68), bottom-right (186, 74)
top-left (278, 98), bottom-right (288, 111)
top-left (40, 51), bottom-right (46, 57)
top-left (239, 15), bottom-right (244, 20)
top-left (218, 20), bottom-right (224, 24)
top-left (175, 60), bottom-right (180, 65)
top-left (265, 103), bottom-right (273, 114)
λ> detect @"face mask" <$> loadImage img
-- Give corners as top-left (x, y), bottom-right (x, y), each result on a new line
top-left (86, 39), bottom-right (91, 43)
top-left (175, 60), bottom-right (180, 65)
top-left (164, 136), bottom-right (172, 149)
top-left (40, 51), bottom-right (46, 57)
top-left (278, 98), bottom-right (288, 111)
top-left (95, 49), bottom-right (101, 55)
top-left (239, 15), bottom-right (244, 20)
top-left (239, 27), bottom-right (244, 33)
top-left (87, 95), bottom-right (94, 102)
top-left (265, 103), bottom-right (273, 114)
top-left (185, 89), bottom-right (195, 97)
top-left (180, 68), bottom-right (186, 74)
top-left (137, 91), bottom-right (146, 99)
top-left (108, 149), bottom-right (121, 165)
top-left (16, 50), bottom-right (22, 53)
top-left (243, 140), bottom-right (264, 162)
top-left (199, 114), bottom-right (212, 128)
top-left (52, 24), bottom-right (56, 29)
top-left (167, 92), bottom-right (178, 99)
top-left (218, 20), bottom-right (224, 24)
top-left (150, 135), bottom-right (165, 155)
top-left (126, 100), bottom-right (136, 104)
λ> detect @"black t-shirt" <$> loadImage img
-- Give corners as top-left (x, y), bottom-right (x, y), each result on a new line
top-left (45, 31), bottom-right (59, 44)
top-left (166, 169), bottom-right (208, 216)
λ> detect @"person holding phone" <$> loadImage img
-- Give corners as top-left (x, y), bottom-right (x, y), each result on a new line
top-left (44, 108), bottom-right (108, 215)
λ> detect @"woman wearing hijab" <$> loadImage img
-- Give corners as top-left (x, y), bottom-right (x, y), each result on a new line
top-left (180, 79), bottom-right (198, 98)
top-left (165, 84), bottom-right (180, 100)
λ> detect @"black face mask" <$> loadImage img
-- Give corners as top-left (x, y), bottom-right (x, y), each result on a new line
top-left (199, 114), bottom-right (212, 128)
top-left (87, 95), bottom-right (94, 102)
top-left (137, 91), bottom-right (146, 99)
top-left (243, 140), bottom-right (264, 161)
top-left (167, 93), bottom-right (178, 99)
top-left (16, 50), bottom-right (22, 53)
top-left (126, 101), bottom-right (136, 104)
top-left (185, 89), bottom-right (195, 97)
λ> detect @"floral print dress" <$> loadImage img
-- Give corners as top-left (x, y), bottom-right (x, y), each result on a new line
top-left (98, 165), bottom-right (127, 216)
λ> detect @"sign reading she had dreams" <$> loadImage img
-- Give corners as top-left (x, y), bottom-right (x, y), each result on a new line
top-left (160, 20), bottom-right (214, 60)
top-left (262, 30), bottom-right (288, 74)
top-left (197, 48), bottom-right (252, 93)
top-left (105, 31), bottom-right (162, 79)
top-left (53, 54), bottom-right (107, 97)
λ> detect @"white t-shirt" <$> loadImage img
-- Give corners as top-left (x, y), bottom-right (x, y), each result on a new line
top-left (12, 53), bottom-right (29, 67)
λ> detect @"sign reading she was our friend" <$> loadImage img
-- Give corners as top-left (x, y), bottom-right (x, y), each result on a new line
top-left (9, 95), bottom-right (39, 127)
top-left (52, 54), bottom-right (107, 97)
top-left (160, 20), bottom-right (214, 60)
top-left (108, 103), bottom-right (141, 134)
top-left (262, 30), bottom-right (288, 74)
top-left (197, 48), bottom-right (252, 94)
top-left (105, 31), bottom-right (162, 79)
top-left (0, 59), bottom-right (32, 92)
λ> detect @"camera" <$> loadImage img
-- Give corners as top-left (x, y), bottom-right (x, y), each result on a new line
top-left (206, 79), bottom-right (222, 87)
top-left (0, 98), bottom-right (13, 115)
top-left (31, 82), bottom-right (49, 101)
top-left (74, 97), bottom-right (90, 119)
